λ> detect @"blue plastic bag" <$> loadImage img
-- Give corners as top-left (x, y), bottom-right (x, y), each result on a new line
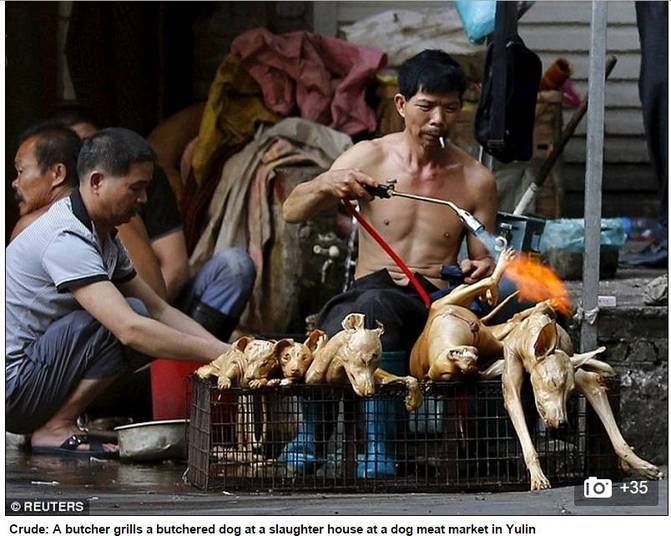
top-left (540, 218), bottom-right (627, 254)
top-left (455, 0), bottom-right (496, 44)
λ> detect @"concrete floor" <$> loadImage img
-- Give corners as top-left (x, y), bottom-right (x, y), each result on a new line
top-left (4, 448), bottom-right (667, 515)
top-left (564, 266), bottom-right (666, 307)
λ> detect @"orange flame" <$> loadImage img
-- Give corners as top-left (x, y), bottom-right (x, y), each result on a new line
top-left (504, 254), bottom-right (572, 316)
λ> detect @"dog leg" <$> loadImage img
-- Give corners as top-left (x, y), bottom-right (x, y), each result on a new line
top-left (374, 368), bottom-right (424, 412)
top-left (502, 352), bottom-right (551, 490)
top-left (217, 362), bottom-right (242, 390)
top-left (305, 342), bottom-right (339, 384)
top-left (431, 249), bottom-right (516, 312)
top-left (249, 378), bottom-right (281, 389)
top-left (574, 369), bottom-right (663, 480)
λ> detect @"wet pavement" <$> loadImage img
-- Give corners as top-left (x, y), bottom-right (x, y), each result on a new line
top-left (4, 449), bottom-right (667, 516)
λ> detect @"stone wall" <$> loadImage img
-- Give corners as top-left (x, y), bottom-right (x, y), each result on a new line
top-left (571, 306), bottom-right (668, 465)
top-left (598, 307), bottom-right (667, 465)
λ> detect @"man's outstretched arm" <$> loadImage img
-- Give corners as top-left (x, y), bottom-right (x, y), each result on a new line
top-left (72, 279), bottom-right (228, 363)
top-left (282, 142), bottom-right (378, 223)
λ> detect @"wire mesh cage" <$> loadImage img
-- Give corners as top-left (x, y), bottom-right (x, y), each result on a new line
top-left (186, 375), bottom-right (619, 492)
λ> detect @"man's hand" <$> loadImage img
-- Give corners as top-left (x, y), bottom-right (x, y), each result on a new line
top-left (460, 256), bottom-right (495, 284)
top-left (320, 169), bottom-right (377, 202)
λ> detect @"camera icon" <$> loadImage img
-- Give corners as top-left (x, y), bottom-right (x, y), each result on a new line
top-left (583, 476), bottom-right (613, 498)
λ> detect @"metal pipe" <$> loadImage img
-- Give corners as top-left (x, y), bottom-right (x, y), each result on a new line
top-left (364, 181), bottom-right (507, 252)
top-left (581, 1), bottom-right (608, 352)
top-left (387, 190), bottom-right (485, 235)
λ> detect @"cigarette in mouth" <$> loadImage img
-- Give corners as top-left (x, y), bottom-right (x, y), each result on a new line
top-left (439, 136), bottom-right (445, 149)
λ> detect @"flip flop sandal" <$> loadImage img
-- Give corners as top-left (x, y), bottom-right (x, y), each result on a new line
top-left (30, 433), bottom-right (119, 459)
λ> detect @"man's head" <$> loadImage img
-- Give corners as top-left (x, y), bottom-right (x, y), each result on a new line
top-left (12, 123), bottom-right (82, 216)
top-left (395, 50), bottom-right (468, 147)
top-left (49, 104), bottom-right (101, 139)
top-left (77, 128), bottom-right (156, 227)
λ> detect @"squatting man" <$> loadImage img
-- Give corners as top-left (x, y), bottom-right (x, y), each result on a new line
top-left (5, 128), bottom-right (232, 457)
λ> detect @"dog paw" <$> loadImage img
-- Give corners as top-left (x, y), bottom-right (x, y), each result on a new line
top-left (279, 378), bottom-right (293, 386)
top-left (217, 377), bottom-right (232, 390)
top-left (404, 378), bottom-right (424, 412)
top-left (619, 449), bottom-right (664, 480)
top-left (499, 247), bottom-right (516, 265)
top-left (266, 378), bottom-right (281, 388)
top-left (632, 459), bottom-right (664, 480)
top-left (248, 379), bottom-right (266, 390)
top-left (529, 469), bottom-right (551, 491)
top-left (196, 366), bottom-right (212, 379)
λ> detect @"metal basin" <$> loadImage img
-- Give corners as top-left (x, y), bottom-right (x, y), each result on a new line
top-left (114, 419), bottom-right (188, 462)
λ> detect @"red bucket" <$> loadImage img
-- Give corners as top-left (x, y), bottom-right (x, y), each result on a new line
top-left (150, 359), bottom-right (201, 420)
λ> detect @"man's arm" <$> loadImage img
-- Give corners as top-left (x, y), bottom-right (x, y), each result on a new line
top-left (149, 230), bottom-right (191, 302)
top-left (118, 275), bottom-right (222, 344)
top-left (72, 279), bottom-right (228, 363)
top-left (117, 216), bottom-right (168, 300)
top-left (460, 165), bottom-right (498, 284)
top-left (282, 142), bottom-right (379, 223)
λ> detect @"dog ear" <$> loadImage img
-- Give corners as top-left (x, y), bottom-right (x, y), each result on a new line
top-left (571, 346), bottom-right (607, 369)
top-left (533, 321), bottom-right (558, 357)
top-left (305, 329), bottom-right (326, 352)
top-left (233, 336), bottom-right (252, 352)
top-left (273, 338), bottom-right (295, 356)
top-left (342, 313), bottom-right (365, 331)
top-left (375, 320), bottom-right (385, 336)
top-left (575, 358), bottom-right (616, 377)
top-left (480, 359), bottom-right (504, 379)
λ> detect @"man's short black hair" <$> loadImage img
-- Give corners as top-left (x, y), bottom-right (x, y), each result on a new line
top-left (18, 122), bottom-right (83, 188)
top-left (398, 50), bottom-right (468, 101)
top-left (48, 103), bottom-right (101, 130)
top-left (77, 127), bottom-right (156, 180)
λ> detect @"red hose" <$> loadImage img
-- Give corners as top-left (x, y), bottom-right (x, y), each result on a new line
top-left (342, 200), bottom-right (431, 309)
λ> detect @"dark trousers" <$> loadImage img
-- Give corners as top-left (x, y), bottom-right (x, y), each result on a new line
top-left (316, 270), bottom-right (438, 354)
top-left (5, 299), bottom-right (150, 434)
top-left (636, 1), bottom-right (668, 227)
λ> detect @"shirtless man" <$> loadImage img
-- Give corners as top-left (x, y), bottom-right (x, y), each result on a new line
top-left (283, 49), bottom-right (497, 356)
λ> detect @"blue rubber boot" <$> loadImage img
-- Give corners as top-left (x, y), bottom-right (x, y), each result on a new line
top-left (356, 351), bottom-right (406, 479)
top-left (278, 392), bottom-right (333, 474)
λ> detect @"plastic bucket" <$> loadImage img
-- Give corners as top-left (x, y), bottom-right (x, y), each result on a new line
top-left (150, 360), bottom-right (200, 420)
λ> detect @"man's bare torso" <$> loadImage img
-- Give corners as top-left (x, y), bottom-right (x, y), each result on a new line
top-left (353, 132), bottom-right (491, 288)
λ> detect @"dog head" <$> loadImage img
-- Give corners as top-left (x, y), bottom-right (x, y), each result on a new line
top-left (242, 339), bottom-right (283, 386)
top-left (278, 329), bottom-right (327, 380)
top-left (429, 345), bottom-right (479, 380)
top-left (511, 308), bottom-right (574, 428)
top-left (528, 349), bottom-right (575, 428)
top-left (338, 313), bottom-right (384, 397)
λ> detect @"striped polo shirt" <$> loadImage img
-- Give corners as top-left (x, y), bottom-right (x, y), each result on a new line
top-left (5, 189), bottom-right (136, 392)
